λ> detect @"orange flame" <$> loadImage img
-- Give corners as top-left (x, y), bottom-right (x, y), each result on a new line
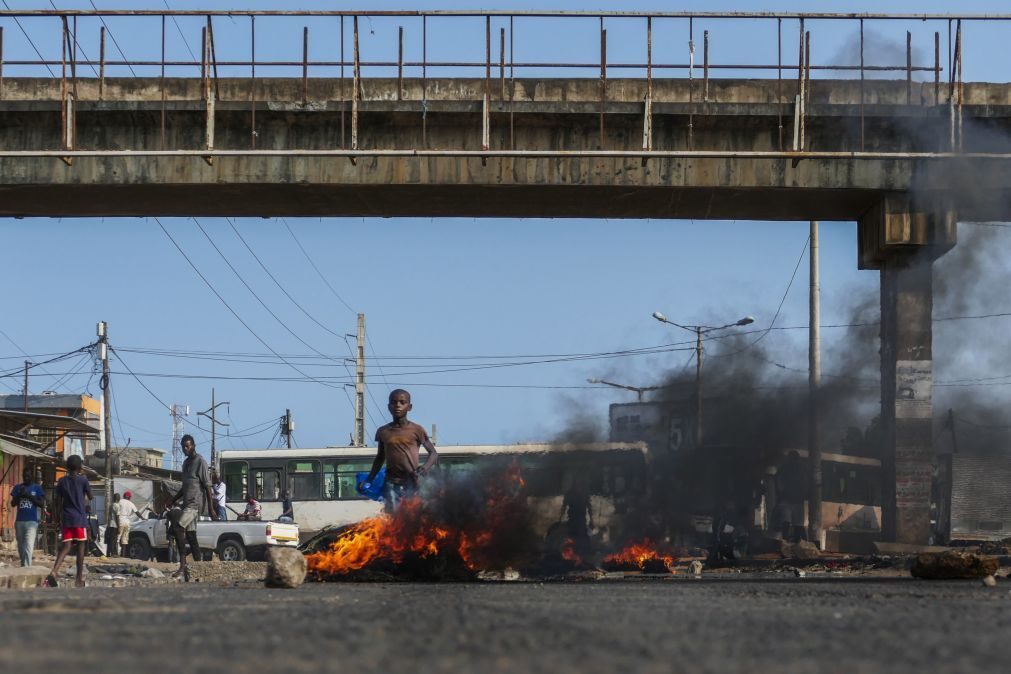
top-left (560, 538), bottom-right (583, 567)
top-left (307, 463), bottom-right (528, 576)
top-left (603, 539), bottom-right (676, 572)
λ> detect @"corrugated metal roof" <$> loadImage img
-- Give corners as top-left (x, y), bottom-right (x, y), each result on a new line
top-left (0, 409), bottom-right (100, 434)
top-left (0, 436), bottom-right (57, 462)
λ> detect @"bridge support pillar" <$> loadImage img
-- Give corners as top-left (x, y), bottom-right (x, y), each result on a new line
top-left (859, 194), bottom-right (956, 544)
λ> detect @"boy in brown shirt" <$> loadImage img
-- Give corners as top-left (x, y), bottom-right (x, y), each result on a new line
top-left (362, 389), bottom-right (438, 513)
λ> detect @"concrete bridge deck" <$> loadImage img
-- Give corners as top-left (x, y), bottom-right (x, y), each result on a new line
top-left (0, 76), bottom-right (1009, 221)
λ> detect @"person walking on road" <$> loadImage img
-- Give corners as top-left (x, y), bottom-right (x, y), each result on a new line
top-left (48, 455), bottom-right (93, 587)
top-left (117, 490), bottom-right (138, 555)
top-left (10, 467), bottom-right (45, 567)
top-left (106, 493), bottom-right (121, 557)
top-left (360, 389), bottom-right (439, 513)
top-left (167, 435), bottom-right (216, 581)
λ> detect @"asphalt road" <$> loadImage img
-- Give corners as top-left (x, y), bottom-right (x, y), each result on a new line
top-left (0, 575), bottom-right (1008, 673)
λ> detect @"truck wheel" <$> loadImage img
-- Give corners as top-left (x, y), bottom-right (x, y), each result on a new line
top-left (127, 535), bottom-right (152, 561)
top-left (217, 539), bottom-right (246, 562)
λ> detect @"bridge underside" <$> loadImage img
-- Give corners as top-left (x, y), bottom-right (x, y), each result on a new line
top-left (0, 181), bottom-right (894, 220)
top-left (0, 77), bottom-right (1009, 221)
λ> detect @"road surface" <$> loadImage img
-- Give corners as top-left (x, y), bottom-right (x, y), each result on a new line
top-left (0, 575), bottom-right (1006, 673)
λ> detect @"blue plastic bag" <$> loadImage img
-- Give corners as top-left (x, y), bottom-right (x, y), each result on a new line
top-left (356, 467), bottom-right (385, 502)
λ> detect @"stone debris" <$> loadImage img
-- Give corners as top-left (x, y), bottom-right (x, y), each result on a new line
top-left (910, 551), bottom-right (999, 580)
top-left (781, 540), bottom-right (820, 560)
top-left (265, 547), bottom-right (307, 588)
top-left (982, 574), bottom-right (997, 588)
top-left (141, 568), bottom-right (165, 579)
top-left (688, 560), bottom-right (704, 576)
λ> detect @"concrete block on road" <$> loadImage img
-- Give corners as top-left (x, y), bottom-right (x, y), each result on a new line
top-left (0, 565), bottom-right (48, 589)
top-left (265, 547), bottom-right (306, 589)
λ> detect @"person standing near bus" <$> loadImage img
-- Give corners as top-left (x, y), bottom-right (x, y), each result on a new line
top-left (361, 389), bottom-right (438, 513)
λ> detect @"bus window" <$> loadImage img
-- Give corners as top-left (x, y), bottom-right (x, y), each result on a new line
top-left (223, 461), bottom-right (248, 502)
top-left (442, 457), bottom-right (478, 475)
top-left (322, 460), bottom-right (372, 500)
top-left (287, 460), bottom-right (321, 500)
top-left (252, 468), bottom-right (282, 501)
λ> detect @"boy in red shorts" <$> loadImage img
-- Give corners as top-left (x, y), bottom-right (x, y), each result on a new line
top-left (48, 454), bottom-right (93, 587)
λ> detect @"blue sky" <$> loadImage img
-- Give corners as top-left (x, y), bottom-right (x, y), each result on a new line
top-left (0, 1), bottom-right (1008, 458)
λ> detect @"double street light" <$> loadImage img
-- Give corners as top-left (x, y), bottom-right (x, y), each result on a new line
top-left (586, 378), bottom-right (663, 402)
top-left (651, 311), bottom-right (755, 448)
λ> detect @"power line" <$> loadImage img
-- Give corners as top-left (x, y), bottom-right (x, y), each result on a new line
top-left (222, 216), bottom-right (374, 427)
top-left (161, 0), bottom-right (197, 62)
top-left (282, 218), bottom-right (357, 315)
top-left (2, 0), bottom-right (56, 77)
top-left (89, 0), bottom-right (137, 77)
top-left (224, 217), bottom-right (351, 342)
top-left (153, 217), bottom-right (351, 396)
top-left (110, 345), bottom-right (205, 433)
top-left (189, 217), bottom-right (368, 427)
top-left (48, 0), bottom-right (100, 78)
top-left (710, 234), bottom-right (810, 359)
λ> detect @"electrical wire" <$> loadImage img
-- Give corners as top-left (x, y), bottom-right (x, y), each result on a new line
top-left (48, 0), bottom-right (100, 78)
top-left (225, 217), bottom-right (351, 342)
top-left (282, 218), bottom-right (357, 315)
top-left (709, 235), bottom-right (810, 359)
top-left (221, 216), bottom-right (375, 427)
top-left (2, 0), bottom-right (56, 77)
top-left (153, 217), bottom-right (352, 396)
top-left (89, 0), bottom-right (137, 77)
top-left (161, 0), bottom-right (197, 62)
top-left (46, 352), bottom-right (94, 391)
top-left (189, 217), bottom-right (369, 427)
top-left (110, 345), bottom-right (205, 432)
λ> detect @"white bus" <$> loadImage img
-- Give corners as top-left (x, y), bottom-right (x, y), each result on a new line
top-left (218, 442), bottom-right (649, 542)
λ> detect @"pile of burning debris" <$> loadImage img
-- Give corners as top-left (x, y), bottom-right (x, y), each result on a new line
top-left (305, 466), bottom-right (683, 582)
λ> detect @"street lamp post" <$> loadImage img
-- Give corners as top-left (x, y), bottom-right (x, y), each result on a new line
top-left (586, 378), bottom-right (663, 402)
top-left (651, 311), bottom-right (754, 448)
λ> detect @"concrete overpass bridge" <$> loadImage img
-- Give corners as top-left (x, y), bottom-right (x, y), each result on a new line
top-left (3, 8), bottom-right (1011, 544)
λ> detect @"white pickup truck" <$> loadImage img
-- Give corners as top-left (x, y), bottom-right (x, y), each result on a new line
top-left (125, 513), bottom-right (299, 562)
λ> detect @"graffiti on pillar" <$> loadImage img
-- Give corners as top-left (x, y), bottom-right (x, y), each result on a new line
top-left (894, 360), bottom-right (933, 510)
top-left (894, 360), bottom-right (932, 419)
top-left (895, 460), bottom-right (933, 509)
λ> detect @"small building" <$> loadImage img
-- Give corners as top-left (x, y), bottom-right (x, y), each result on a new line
top-left (0, 409), bottom-right (101, 549)
top-left (0, 393), bottom-right (102, 458)
top-left (115, 446), bottom-right (167, 470)
top-left (608, 401), bottom-right (689, 454)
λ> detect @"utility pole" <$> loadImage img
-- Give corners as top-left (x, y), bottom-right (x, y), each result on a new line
top-left (281, 409), bottom-right (294, 449)
top-left (97, 321), bottom-right (113, 526)
top-left (354, 313), bottom-right (366, 447)
top-left (809, 220), bottom-right (823, 546)
top-left (197, 388), bottom-right (229, 471)
top-left (23, 360), bottom-right (30, 412)
top-left (695, 326), bottom-right (704, 448)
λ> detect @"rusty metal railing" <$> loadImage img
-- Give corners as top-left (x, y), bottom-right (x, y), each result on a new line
top-left (0, 9), bottom-right (1005, 161)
